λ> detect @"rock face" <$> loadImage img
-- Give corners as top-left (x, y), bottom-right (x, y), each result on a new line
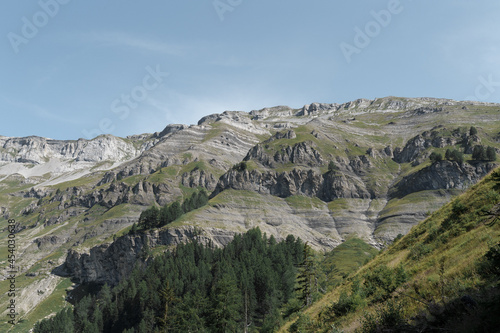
top-left (181, 169), bottom-right (218, 191)
top-left (61, 226), bottom-right (235, 285)
top-left (212, 169), bottom-right (370, 201)
top-left (2, 96), bottom-right (500, 307)
top-left (393, 161), bottom-right (497, 197)
top-left (393, 128), bottom-right (462, 163)
top-left (0, 135), bottom-right (142, 164)
top-left (244, 141), bottom-right (324, 168)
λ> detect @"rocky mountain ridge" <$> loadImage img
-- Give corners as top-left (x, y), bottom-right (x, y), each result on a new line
top-left (1, 96), bottom-right (500, 329)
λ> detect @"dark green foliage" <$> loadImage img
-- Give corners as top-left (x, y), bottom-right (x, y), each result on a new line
top-left (209, 272), bottom-right (242, 332)
top-left (33, 308), bottom-right (74, 333)
top-left (288, 313), bottom-right (315, 333)
top-left (472, 145), bottom-right (488, 161)
top-left (129, 222), bottom-right (138, 235)
top-left (445, 148), bottom-right (464, 164)
top-left (232, 161), bottom-right (248, 172)
top-left (138, 205), bottom-right (159, 229)
top-left (328, 161), bottom-right (338, 173)
top-left (329, 289), bottom-right (365, 317)
top-left (470, 126), bottom-right (478, 136)
top-left (429, 152), bottom-right (443, 163)
top-left (363, 264), bottom-right (407, 301)
top-left (360, 299), bottom-right (408, 333)
top-left (409, 243), bottom-right (433, 260)
top-left (486, 146), bottom-right (497, 161)
top-left (479, 242), bottom-right (500, 279)
top-left (296, 243), bottom-right (316, 307)
top-left (35, 228), bottom-right (304, 333)
top-left (139, 189), bottom-right (210, 230)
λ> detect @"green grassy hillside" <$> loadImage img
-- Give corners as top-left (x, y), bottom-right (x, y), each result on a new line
top-left (280, 167), bottom-right (500, 332)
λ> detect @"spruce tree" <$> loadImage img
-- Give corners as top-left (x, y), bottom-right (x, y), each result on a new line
top-left (472, 145), bottom-right (487, 160)
top-left (168, 201), bottom-right (183, 221)
top-left (209, 272), bottom-right (242, 332)
top-left (138, 206), bottom-right (159, 229)
top-left (486, 146), bottom-right (497, 161)
top-left (296, 243), bottom-right (316, 307)
top-left (429, 152), bottom-right (443, 163)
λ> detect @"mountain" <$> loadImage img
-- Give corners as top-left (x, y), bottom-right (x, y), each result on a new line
top-left (0, 96), bottom-right (499, 330)
top-left (279, 167), bottom-right (500, 332)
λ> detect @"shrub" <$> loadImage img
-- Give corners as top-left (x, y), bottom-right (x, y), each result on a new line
top-left (329, 290), bottom-right (365, 317)
top-left (363, 264), bottom-right (408, 300)
top-left (393, 234), bottom-right (404, 243)
top-left (409, 243), bottom-right (433, 261)
top-left (451, 200), bottom-right (467, 216)
top-left (430, 152), bottom-right (443, 163)
top-left (470, 126), bottom-right (478, 136)
top-left (445, 149), bottom-right (464, 164)
top-left (472, 145), bottom-right (487, 161)
top-left (232, 161), bottom-right (248, 172)
top-left (486, 146), bottom-right (497, 161)
top-left (479, 242), bottom-right (500, 279)
top-left (360, 299), bottom-right (407, 333)
top-left (328, 161), bottom-right (338, 172)
top-left (288, 313), bottom-right (314, 333)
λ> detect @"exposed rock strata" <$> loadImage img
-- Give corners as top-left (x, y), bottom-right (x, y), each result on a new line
top-left (393, 161), bottom-right (497, 197)
top-left (212, 169), bottom-right (370, 201)
top-left (61, 226), bottom-right (235, 285)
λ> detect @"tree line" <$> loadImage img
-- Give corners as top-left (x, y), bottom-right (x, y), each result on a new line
top-left (34, 228), bottom-right (306, 333)
top-left (133, 189), bottom-right (209, 231)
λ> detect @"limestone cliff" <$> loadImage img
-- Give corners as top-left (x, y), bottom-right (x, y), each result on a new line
top-left (1, 96), bottom-right (500, 315)
top-left (60, 226), bottom-right (235, 285)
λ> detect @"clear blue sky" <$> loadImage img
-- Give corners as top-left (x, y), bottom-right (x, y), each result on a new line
top-left (1, 0), bottom-right (500, 140)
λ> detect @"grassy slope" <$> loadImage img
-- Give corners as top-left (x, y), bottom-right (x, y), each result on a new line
top-left (279, 166), bottom-right (500, 332)
top-left (321, 237), bottom-right (379, 288)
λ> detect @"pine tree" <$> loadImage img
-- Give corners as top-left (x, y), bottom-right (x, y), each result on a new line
top-left (138, 206), bottom-right (159, 229)
top-left (446, 149), bottom-right (464, 164)
top-left (445, 149), bottom-right (452, 160)
top-left (470, 126), bottom-right (478, 136)
top-left (209, 272), bottom-right (242, 332)
top-left (157, 283), bottom-right (178, 331)
top-left (429, 152), bottom-right (443, 163)
top-left (168, 201), bottom-right (183, 221)
top-left (196, 189), bottom-right (209, 208)
top-left (182, 195), bottom-right (194, 213)
top-left (296, 243), bottom-right (316, 307)
top-left (486, 146), bottom-right (497, 161)
top-left (472, 145), bottom-right (487, 160)
top-left (159, 204), bottom-right (171, 226)
top-left (129, 223), bottom-right (138, 235)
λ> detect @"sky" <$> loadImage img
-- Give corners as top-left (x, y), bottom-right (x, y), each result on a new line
top-left (1, 0), bottom-right (500, 140)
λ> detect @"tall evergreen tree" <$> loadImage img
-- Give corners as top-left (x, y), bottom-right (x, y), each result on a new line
top-left (209, 272), bottom-right (242, 332)
top-left (470, 126), bottom-right (478, 136)
top-left (138, 206), bottom-right (159, 229)
top-left (486, 146), bottom-right (497, 161)
top-left (472, 145), bottom-right (487, 160)
top-left (168, 201), bottom-right (183, 221)
top-left (296, 243), bottom-right (316, 307)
